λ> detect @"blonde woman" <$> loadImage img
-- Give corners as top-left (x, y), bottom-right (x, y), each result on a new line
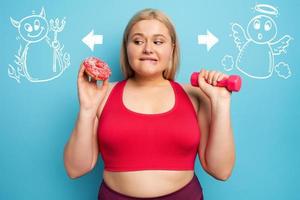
top-left (64, 8), bottom-right (235, 200)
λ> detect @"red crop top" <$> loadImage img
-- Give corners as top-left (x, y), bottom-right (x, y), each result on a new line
top-left (97, 79), bottom-right (201, 171)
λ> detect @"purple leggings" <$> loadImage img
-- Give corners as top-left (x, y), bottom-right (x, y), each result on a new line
top-left (98, 173), bottom-right (203, 200)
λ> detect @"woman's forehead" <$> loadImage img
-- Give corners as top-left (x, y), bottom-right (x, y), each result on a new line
top-left (129, 19), bottom-right (170, 38)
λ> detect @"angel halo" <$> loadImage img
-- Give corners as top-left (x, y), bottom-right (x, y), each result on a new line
top-left (254, 4), bottom-right (278, 16)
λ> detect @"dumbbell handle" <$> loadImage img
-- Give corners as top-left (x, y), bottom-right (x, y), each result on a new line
top-left (190, 72), bottom-right (242, 92)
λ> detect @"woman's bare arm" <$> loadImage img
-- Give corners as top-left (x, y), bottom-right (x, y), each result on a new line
top-left (64, 111), bottom-right (99, 179)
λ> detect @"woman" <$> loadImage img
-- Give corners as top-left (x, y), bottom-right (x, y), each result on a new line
top-left (64, 8), bottom-right (235, 200)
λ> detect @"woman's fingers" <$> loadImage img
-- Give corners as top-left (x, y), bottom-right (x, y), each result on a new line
top-left (199, 69), bottom-right (208, 80)
top-left (208, 70), bottom-right (216, 85)
top-left (199, 69), bottom-right (229, 86)
top-left (212, 72), bottom-right (223, 86)
top-left (197, 69), bottom-right (211, 92)
top-left (78, 63), bottom-right (90, 83)
top-left (217, 73), bottom-right (229, 84)
top-left (102, 78), bottom-right (109, 88)
top-left (203, 69), bottom-right (209, 80)
top-left (78, 63), bottom-right (85, 79)
top-left (90, 78), bottom-right (97, 84)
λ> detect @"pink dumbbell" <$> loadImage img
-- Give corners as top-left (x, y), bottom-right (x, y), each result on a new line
top-left (190, 72), bottom-right (242, 92)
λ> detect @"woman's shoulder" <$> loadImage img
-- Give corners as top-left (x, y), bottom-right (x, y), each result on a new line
top-left (176, 82), bottom-right (199, 111)
top-left (96, 81), bottom-right (120, 119)
top-left (177, 82), bottom-right (209, 111)
top-left (177, 82), bottom-right (200, 99)
top-left (108, 81), bottom-right (119, 88)
top-left (104, 80), bottom-right (122, 99)
top-left (104, 81), bottom-right (118, 97)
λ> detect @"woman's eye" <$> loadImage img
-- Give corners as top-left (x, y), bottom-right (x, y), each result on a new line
top-left (154, 41), bottom-right (163, 45)
top-left (134, 40), bottom-right (143, 45)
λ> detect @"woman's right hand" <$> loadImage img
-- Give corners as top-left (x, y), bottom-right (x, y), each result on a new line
top-left (77, 63), bottom-right (109, 116)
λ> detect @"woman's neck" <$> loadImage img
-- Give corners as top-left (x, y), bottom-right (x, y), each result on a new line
top-left (129, 74), bottom-right (169, 87)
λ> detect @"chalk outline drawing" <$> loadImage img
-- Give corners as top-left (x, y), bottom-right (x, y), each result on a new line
top-left (8, 7), bottom-right (70, 83)
top-left (222, 4), bottom-right (293, 79)
top-left (222, 55), bottom-right (234, 71)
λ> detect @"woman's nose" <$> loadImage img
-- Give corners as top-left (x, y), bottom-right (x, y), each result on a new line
top-left (143, 42), bottom-right (153, 54)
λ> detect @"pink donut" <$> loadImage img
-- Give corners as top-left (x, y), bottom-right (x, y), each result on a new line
top-left (83, 57), bottom-right (111, 80)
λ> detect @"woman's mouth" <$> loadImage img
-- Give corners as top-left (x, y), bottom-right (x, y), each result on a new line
top-left (140, 58), bottom-right (158, 64)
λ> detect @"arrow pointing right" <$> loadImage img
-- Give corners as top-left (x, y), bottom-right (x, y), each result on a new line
top-left (198, 30), bottom-right (219, 52)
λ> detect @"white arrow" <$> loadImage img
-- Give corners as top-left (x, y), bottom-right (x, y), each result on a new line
top-left (198, 30), bottom-right (219, 51)
top-left (82, 30), bottom-right (103, 51)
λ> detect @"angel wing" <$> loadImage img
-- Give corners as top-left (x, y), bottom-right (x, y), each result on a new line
top-left (270, 35), bottom-right (293, 56)
top-left (231, 23), bottom-right (248, 51)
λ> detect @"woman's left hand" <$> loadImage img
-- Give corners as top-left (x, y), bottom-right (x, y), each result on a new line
top-left (197, 69), bottom-right (232, 102)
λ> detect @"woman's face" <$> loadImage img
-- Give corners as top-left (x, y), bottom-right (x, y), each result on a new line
top-left (127, 19), bottom-right (174, 78)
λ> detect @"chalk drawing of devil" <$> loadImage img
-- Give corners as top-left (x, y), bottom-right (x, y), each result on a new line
top-left (8, 7), bottom-right (70, 83)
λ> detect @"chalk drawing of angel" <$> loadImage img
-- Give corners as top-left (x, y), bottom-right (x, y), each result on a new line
top-left (222, 4), bottom-right (293, 79)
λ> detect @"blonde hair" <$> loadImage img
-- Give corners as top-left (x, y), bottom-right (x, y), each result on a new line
top-left (120, 8), bottom-right (180, 80)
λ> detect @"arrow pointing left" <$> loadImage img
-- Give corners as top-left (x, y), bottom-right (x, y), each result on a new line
top-left (82, 30), bottom-right (103, 51)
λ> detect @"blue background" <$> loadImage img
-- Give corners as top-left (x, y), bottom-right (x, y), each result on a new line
top-left (1, 0), bottom-right (299, 199)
